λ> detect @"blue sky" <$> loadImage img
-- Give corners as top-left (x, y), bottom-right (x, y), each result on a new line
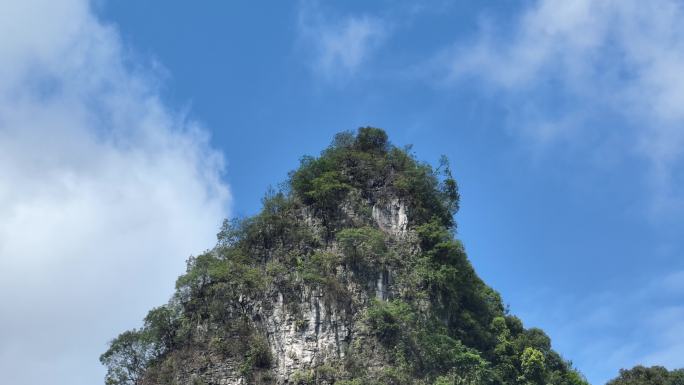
top-left (1, 1), bottom-right (684, 384)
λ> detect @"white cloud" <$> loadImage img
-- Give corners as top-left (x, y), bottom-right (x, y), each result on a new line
top-left (0, 1), bottom-right (231, 384)
top-left (441, 0), bottom-right (684, 215)
top-left (298, 1), bottom-right (387, 80)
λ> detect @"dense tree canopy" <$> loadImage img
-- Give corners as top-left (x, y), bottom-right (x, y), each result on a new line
top-left (607, 366), bottom-right (684, 385)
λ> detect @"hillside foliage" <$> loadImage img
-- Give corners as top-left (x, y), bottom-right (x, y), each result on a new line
top-left (607, 366), bottom-right (684, 385)
top-left (101, 128), bottom-right (589, 385)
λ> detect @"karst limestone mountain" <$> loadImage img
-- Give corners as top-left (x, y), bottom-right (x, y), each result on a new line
top-left (101, 128), bottom-right (588, 385)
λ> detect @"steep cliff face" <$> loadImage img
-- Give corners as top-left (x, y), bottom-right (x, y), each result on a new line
top-left (147, 199), bottom-right (411, 385)
top-left (101, 128), bottom-right (588, 385)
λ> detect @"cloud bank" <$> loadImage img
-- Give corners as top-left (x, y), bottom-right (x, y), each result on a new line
top-left (0, 1), bottom-right (231, 384)
top-left (441, 0), bottom-right (684, 215)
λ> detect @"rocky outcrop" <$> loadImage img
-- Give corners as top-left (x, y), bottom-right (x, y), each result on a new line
top-left (267, 289), bottom-right (350, 381)
top-left (372, 198), bottom-right (408, 237)
top-left (164, 269), bottom-right (390, 384)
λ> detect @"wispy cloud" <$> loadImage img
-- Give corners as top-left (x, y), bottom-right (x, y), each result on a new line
top-left (297, 1), bottom-right (387, 81)
top-left (642, 306), bottom-right (684, 368)
top-left (438, 0), bottom-right (684, 216)
top-left (0, 1), bottom-right (230, 384)
top-left (516, 269), bottom-right (684, 383)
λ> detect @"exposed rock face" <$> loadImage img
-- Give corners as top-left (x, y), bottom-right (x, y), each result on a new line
top-left (267, 288), bottom-right (350, 381)
top-left (158, 203), bottom-right (407, 385)
top-left (372, 199), bottom-right (408, 237)
top-left (254, 203), bottom-right (406, 384)
top-left (163, 286), bottom-right (380, 385)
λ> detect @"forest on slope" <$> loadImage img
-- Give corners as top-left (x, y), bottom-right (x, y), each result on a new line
top-left (100, 128), bottom-right (676, 385)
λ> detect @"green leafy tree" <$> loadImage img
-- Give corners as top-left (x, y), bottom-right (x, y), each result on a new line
top-left (430, 352), bottom-right (490, 385)
top-left (143, 305), bottom-right (179, 354)
top-left (100, 330), bottom-right (155, 385)
top-left (337, 226), bottom-right (386, 267)
top-left (607, 366), bottom-right (684, 385)
top-left (366, 299), bottom-right (415, 344)
top-left (520, 347), bottom-right (546, 385)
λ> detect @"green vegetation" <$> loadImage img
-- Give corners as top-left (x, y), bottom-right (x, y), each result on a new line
top-left (337, 226), bottom-right (386, 271)
top-left (100, 329), bottom-right (156, 385)
top-left (607, 366), bottom-right (684, 385)
top-left (101, 127), bottom-right (590, 385)
top-left (240, 334), bottom-right (273, 376)
top-left (289, 128), bottom-right (459, 231)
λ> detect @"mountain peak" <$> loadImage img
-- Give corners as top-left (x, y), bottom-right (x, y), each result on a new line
top-left (100, 128), bottom-right (586, 385)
